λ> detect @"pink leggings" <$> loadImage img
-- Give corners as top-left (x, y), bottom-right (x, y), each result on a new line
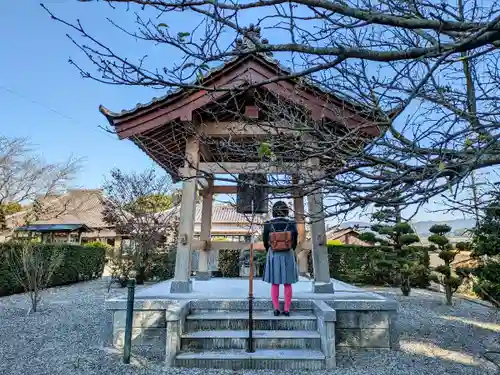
top-left (271, 284), bottom-right (292, 312)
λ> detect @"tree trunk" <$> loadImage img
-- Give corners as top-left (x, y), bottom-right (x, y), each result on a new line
top-left (445, 284), bottom-right (453, 305)
top-left (136, 266), bottom-right (146, 285)
top-left (31, 290), bottom-right (39, 312)
top-left (401, 274), bottom-right (411, 296)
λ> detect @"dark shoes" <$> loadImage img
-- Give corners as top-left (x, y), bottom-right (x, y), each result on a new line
top-left (273, 309), bottom-right (290, 317)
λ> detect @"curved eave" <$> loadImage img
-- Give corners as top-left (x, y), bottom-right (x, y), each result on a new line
top-left (98, 55), bottom-right (251, 124)
top-left (98, 53), bottom-right (390, 134)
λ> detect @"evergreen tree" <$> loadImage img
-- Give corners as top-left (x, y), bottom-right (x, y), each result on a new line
top-left (428, 224), bottom-right (464, 305)
top-left (361, 204), bottom-right (421, 296)
top-left (470, 199), bottom-right (500, 305)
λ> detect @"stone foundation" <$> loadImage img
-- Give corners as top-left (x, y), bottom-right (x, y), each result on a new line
top-left (105, 278), bottom-right (399, 368)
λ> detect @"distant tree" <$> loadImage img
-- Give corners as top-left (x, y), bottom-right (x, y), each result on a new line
top-left (126, 193), bottom-right (173, 213)
top-left (102, 168), bottom-right (179, 284)
top-left (428, 224), bottom-right (464, 305)
top-left (0, 136), bottom-right (81, 229)
top-left (1, 202), bottom-right (22, 215)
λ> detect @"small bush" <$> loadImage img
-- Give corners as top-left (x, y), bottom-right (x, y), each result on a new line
top-left (218, 249), bottom-right (240, 277)
top-left (0, 242), bottom-right (106, 297)
top-left (147, 249), bottom-right (177, 281)
top-left (107, 256), bottom-right (135, 286)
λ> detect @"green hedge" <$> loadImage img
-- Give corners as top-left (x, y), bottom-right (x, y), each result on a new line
top-left (0, 242), bottom-right (106, 297)
top-left (326, 245), bottom-right (431, 288)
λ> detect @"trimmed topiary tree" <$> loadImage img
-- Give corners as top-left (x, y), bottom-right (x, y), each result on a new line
top-left (362, 205), bottom-right (421, 296)
top-left (428, 224), bottom-right (464, 305)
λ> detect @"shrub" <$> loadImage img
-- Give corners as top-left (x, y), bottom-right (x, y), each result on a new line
top-left (469, 262), bottom-right (500, 305)
top-left (84, 241), bottom-right (114, 258)
top-left (147, 249), bottom-right (177, 281)
top-left (239, 249), bottom-right (267, 276)
top-left (186, 244), bottom-right (432, 287)
top-left (218, 249), bottom-right (240, 277)
top-left (326, 244), bottom-right (430, 287)
top-left (327, 239), bottom-right (343, 246)
top-left (7, 242), bottom-right (64, 312)
top-left (0, 242), bottom-right (106, 297)
top-left (107, 256), bottom-right (135, 287)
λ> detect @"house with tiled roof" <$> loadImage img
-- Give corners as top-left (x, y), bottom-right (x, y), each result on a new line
top-left (2, 190), bottom-right (266, 251)
top-left (193, 203), bottom-right (265, 241)
top-left (325, 227), bottom-right (371, 246)
top-left (3, 189), bottom-right (125, 248)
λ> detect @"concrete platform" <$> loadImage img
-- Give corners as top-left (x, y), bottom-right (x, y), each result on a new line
top-left (133, 277), bottom-right (390, 303)
top-left (104, 277), bottom-right (399, 369)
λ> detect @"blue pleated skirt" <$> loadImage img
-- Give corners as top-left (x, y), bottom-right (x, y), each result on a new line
top-left (263, 249), bottom-right (299, 285)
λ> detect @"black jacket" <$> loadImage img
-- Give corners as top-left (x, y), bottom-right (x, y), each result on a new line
top-left (263, 217), bottom-right (298, 251)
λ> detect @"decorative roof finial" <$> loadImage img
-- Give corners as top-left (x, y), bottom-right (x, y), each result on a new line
top-left (234, 24), bottom-right (273, 57)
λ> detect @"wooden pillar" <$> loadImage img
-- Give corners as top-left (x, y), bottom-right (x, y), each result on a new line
top-left (196, 179), bottom-right (213, 280)
top-left (171, 137), bottom-right (199, 293)
top-left (306, 158), bottom-right (334, 293)
top-left (292, 175), bottom-right (308, 275)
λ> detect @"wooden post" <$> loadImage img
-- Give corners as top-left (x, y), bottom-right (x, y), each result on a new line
top-left (306, 158), bottom-right (334, 293)
top-left (171, 137), bottom-right (199, 293)
top-left (292, 175), bottom-right (308, 276)
top-left (196, 179), bottom-right (213, 280)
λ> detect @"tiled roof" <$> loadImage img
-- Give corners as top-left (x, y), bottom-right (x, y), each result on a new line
top-left (100, 54), bottom-right (272, 119)
top-left (99, 26), bottom-right (374, 121)
top-left (326, 227), bottom-right (371, 246)
top-left (194, 203), bottom-right (266, 224)
top-left (326, 227), bottom-right (358, 240)
top-left (15, 224), bottom-right (92, 232)
top-left (6, 189), bottom-right (110, 229)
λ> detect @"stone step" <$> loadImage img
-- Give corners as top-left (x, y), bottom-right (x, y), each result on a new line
top-left (189, 299), bottom-right (313, 312)
top-left (181, 330), bottom-right (321, 350)
top-left (185, 311), bottom-right (317, 331)
top-left (175, 349), bottom-right (325, 370)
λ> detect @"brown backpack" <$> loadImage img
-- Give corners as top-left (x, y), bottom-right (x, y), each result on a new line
top-left (269, 222), bottom-right (292, 251)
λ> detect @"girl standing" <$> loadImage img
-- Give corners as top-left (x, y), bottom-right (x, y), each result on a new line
top-left (262, 201), bottom-right (299, 316)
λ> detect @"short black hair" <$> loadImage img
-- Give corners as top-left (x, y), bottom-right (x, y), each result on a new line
top-left (272, 201), bottom-right (289, 217)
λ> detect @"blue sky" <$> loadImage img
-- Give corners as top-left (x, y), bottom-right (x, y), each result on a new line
top-left (0, 1), bottom-right (472, 222)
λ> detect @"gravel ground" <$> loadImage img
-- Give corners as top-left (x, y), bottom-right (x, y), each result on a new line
top-left (0, 281), bottom-right (499, 375)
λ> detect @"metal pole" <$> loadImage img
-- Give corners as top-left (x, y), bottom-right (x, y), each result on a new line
top-left (247, 200), bottom-right (255, 353)
top-left (123, 278), bottom-right (136, 364)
